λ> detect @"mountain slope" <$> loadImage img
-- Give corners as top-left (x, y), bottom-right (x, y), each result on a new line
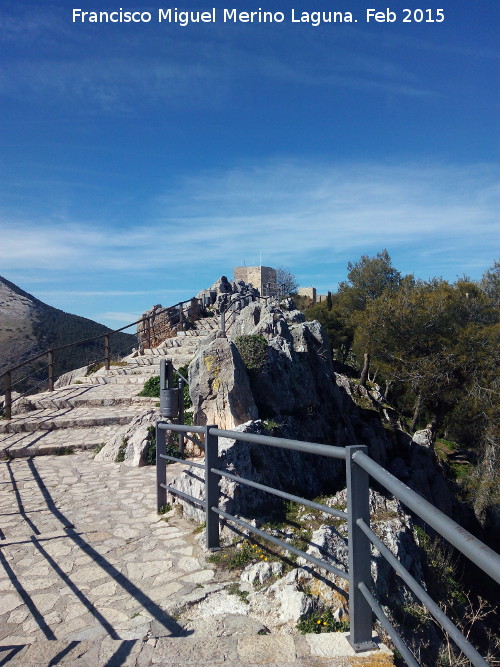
top-left (0, 276), bottom-right (136, 386)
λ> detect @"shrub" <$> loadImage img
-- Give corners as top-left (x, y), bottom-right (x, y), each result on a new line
top-left (138, 366), bottom-right (191, 407)
top-left (143, 425), bottom-right (184, 466)
top-left (297, 607), bottom-right (349, 634)
top-left (138, 375), bottom-right (161, 397)
top-left (115, 438), bottom-right (128, 463)
top-left (235, 335), bottom-right (268, 375)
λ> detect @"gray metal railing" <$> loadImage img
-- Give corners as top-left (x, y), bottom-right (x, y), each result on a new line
top-left (156, 422), bottom-right (500, 667)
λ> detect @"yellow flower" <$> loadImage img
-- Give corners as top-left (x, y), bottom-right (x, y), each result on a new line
top-left (323, 622), bottom-right (327, 626)
top-left (317, 620), bottom-right (321, 624)
top-left (264, 558), bottom-right (268, 561)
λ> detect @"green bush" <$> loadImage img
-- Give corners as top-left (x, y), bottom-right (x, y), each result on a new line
top-left (115, 438), bottom-right (128, 463)
top-left (143, 425), bottom-right (184, 466)
top-left (297, 607), bottom-right (349, 634)
top-left (235, 335), bottom-right (268, 374)
top-left (139, 375), bottom-right (161, 397)
top-left (138, 366), bottom-right (191, 407)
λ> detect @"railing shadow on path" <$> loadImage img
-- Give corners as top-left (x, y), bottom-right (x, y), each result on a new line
top-left (0, 457), bottom-right (191, 659)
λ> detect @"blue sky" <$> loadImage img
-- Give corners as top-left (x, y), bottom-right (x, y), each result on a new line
top-left (0, 0), bottom-right (498, 328)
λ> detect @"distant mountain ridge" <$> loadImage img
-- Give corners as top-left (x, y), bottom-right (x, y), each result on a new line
top-left (0, 276), bottom-right (136, 385)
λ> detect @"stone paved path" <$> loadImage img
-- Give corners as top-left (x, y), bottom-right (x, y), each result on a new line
top-left (0, 453), bottom-right (393, 665)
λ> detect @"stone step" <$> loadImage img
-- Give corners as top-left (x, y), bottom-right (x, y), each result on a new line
top-left (131, 354), bottom-right (196, 367)
top-left (0, 424), bottom-right (128, 459)
top-left (91, 366), bottom-right (159, 377)
top-left (157, 338), bottom-right (200, 349)
top-left (79, 370), bottom-right (188, 385)
top-left (0, 406), bottom-right (139, 435)
top-left (11, 385), bottom-right (155, 414)
top-left (142, 347), bottom-right (196, 357)
top-left (12, 394), bottom-right (156, 411)
top-left (80, 376), bottom-right (149, 386)
top-left (0, 633), bottom-right (393, 665)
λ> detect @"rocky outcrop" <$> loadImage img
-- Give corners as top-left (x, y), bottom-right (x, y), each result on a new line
top-left (137, 298), bottom-right (206, 350)
top-left (95, 409), bottom-right (160, 466)
top-left (196, 276), bottom-right (260, 315)
top-left (179, 298), bottom-right (458, 518)
top-left (54, 365), bottom-right (89, 388)
top-left (299, 489), bottom-right (425, 609)
top-left (189, 336), bottom-right (258, 430)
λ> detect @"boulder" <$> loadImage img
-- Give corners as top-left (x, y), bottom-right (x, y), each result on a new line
top-left (240, 561), bottom-right (283, 586)
top-left (189, 336), bottom-right (258, 430)
top-left (247, 579), bottom-right (314, 625)
top-left (95, 409), bottom-right (160, 466)
top-left (54, 365), bottom-right (89, 388)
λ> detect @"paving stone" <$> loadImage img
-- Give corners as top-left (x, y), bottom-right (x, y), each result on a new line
top-left (237, 636), bottom-right (297, 663)
top-left (0, 593), bottom-right (23, 615)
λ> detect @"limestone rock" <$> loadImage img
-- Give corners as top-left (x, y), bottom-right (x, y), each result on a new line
top-left (54, 365), bottom-right (89, 389)
top-left (303, 489), bottom-right (425, 609)
top-left (240, 561), bottom-right (283, 586)
top-left (412, 428), bottom-right (434, 450)
top-left (247, 579), bottom-right (314, 625)
top-left (189, 337), bottom-right (258, 430)
top-left (95, 409), bottom-right (160, 466)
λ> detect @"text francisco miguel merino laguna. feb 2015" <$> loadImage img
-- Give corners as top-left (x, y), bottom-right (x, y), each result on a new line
top-left (72, 7), bottom-right (446, 26)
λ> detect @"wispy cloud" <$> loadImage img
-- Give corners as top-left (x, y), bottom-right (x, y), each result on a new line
top-left (0, 6), bottom-right (437, 115)
top-left (1, 160), bottom-right (498, 283)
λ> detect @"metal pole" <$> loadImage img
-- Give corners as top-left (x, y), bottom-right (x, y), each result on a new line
top-left (205, 425), bottom-right (220, 550)
top-left (220, 310), bottom-right (226, 337)
top-left (353, 450), bottom-right (500, 585)
top-left (104, 334), bottom-right (110, 371)
top-left (346, 445), bottom-right (376, 652)
top-left (178, 377), bottom-right (184, 455)
top-left (146, 316), bottom-right (151, 350)
top-left (156, 422), bottom-right (167, 513)
top-left (4, 371), bottom-right (12, 420)
top-left (179, 303), bottom-right (184, 331)
top-left (48, 350), bottom-right (54, 392)
top-left (166, 359), bottom-right (174, 389)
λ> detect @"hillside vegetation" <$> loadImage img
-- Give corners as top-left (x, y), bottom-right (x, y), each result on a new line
top-left (0, 276), bottom-right (136, 391)
top-left (296, 253), bottom-right (499, 539)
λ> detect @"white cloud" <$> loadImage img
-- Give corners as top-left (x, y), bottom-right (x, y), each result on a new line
top-left (0, 160), bottom-right (498, 282)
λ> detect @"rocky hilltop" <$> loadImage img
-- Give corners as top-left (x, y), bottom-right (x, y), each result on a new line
top-left (0, 276), bottom-right (135, 386)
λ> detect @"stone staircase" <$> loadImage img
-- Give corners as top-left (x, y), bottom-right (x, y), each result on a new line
top-left (0, 317), bottom-right (219, 459)
top-left (0, 313), bottom-right (394, 665)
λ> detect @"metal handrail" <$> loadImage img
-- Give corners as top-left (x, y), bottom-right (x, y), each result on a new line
top-left (352, 450), bottom-right (500, 584)
top-left (156, 422), bottom-right (498, 667)
top-left (1, 296), bottom-right (203, 419)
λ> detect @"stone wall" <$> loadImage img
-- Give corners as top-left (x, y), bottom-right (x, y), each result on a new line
top-left (137, 299), bottom-right (204, 349)
top-left (233, 266), bottom-right (277, 295)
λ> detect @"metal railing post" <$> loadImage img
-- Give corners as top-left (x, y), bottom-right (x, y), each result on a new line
top-left (220, 310), bottom-right (226, 337)
top-left (179, 303), bottom-right (184, 331)
top-left (104, 334), bottom-right (110, 371)
top-left (346, 445), bottom-right (376, 652)
top-left (156, 423), bottom-right (167, 513)
top-left (178, 377), bottom-right (184, 455)
top-left (48, 350), bottom-right (54, 392)
top-left (4, 371), bottom-right (12, 420)
top-left (146, 316), bottom-right (151, 349)
top-left (205, 425), bottom-right (220, 550)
